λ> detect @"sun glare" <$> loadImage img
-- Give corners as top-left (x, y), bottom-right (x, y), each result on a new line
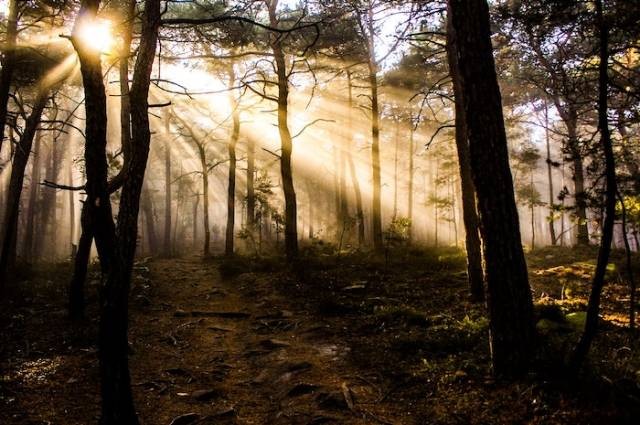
top-left (76, 19), bottom-right (114, 54)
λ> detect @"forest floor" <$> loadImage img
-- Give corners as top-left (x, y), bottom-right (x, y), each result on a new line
top-left (1, 246), bottom-right (640, 424)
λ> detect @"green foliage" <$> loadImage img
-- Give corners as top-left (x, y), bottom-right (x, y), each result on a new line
top-left (384, 217), bottom-right (412, 245)
top-left (516, 182), bottom-right (544, 208)
top-left (617, 195), bottom-right (640, 227)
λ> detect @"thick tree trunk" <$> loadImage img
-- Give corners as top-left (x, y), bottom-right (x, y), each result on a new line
top-left (71, 0), bottom-right (144, 422)
top-left (447, 17), bottom-right (485, 301)
top-left (0, 92), bottom-right (47, 284)
top-left (569, 3), bottom-right (616, 372)
top-left (99, 0), bottom-right (159, 422)
top-left (0, 0), bottom-right (18, 157)
top-left (448, 0), bottom-right (535, 377)
top-left (68, 0), bottom-right (135, 319)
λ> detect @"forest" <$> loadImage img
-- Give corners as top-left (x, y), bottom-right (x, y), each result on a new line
top-left (0, 0), bottom-right (639, 423)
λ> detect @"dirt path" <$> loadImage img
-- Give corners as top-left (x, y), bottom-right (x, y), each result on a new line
top-left (132, 258), bottom-right (389, 424)
top-left (3, 251), bottom-right (634, 424)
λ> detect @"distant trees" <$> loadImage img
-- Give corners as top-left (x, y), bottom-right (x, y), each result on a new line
top-left (0, 17), bottom-right (73, 284)
top-left (497, 1), bottom-right (596, 246)
top-left (512, 143), bottom-right (544, 250)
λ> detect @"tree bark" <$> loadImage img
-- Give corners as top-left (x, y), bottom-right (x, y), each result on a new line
top-left (68, 155), bottom-right (75, 257)
top-left (68, 0), bottom-right (135, 318)
top-left (225, 65), bottom-right (240, 256)
top-left (544, 102), bottom-right (557, 245)
top-left (447, 16), bottom-right (485, 301)
top-left (368, 47), bottom-right (383, 251)
top-left (99, 0), bottom-right (159, 422)
top-left (392, 120), bottom-right (399, 220)
top-left (447, 0), bottom-right (535, 377)
top-left (198, 144), bottom-right (211, 257)
top-left (268, 0), bottom-right (298, 260)
top-left (408, 123), bottom-right (415, 242)
top-left (567, 119), bottom-right (589, 246)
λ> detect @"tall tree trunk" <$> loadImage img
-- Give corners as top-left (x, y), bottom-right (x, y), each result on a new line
top-left (368, 48), bottom-right (383, 251)
top-left (0, 92), bottom-right (48, 284)
top-left (564, 117), bottom-right (589, 245)
top-left (163, 135), bottom-right (172, 256)
top-left (333, 142), bottom-right (341, 234)
top-left (71, 0), bottom-right (142, 422)
top-left (0, 0), bottom-right (18, 157)
top-left (447, 18), bottom-right (485, 301)
top-left (407, 123), bottom-right (415, 242)
top-left (544, 102), bottom-right (557, 245)
top-left (193, 194), bottom-right (200, 250)
top-left (346, 71), bottom-right (365, 247)
top-left (246, 137), bottom-right (255, 227)
top-left (72, 0), bottom-right (117, 275)
top-left (268, 0), bottom-right (298, 260)
top-left (68, 0), bottom-right (135, 318)
top-left (99, 0), bottom-right (159, 422)
top-left (199, 145), bottom-right (210, 257)
top-left (392, 120), bottom-right (399, 220)
top-left (434, 160), bottom-right (439, 248)
top-left (569, 2), bottom-right (616, 372)
top-left (339, 122), bottom-right (348, 236)
top-left (68, 155), bottom-right (75, 256)
top-left (141, 184), bottom-right (157, 255)
top-left (448, 0), bottom-right (535, 377)
top-left (22, 133), bottom-right (42, 262)
top-left (306, 179), bottom-right (314, 239)
top-left (225, 66), bottom-right (240, 257)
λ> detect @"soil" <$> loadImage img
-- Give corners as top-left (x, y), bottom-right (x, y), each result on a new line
top-left (1, 246), bottom-right (639, 424)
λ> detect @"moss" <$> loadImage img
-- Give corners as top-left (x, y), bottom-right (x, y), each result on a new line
top-left (373, 306), bottom-right (431, 327)
top-left (566, 311), bottom-right (587, 330)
